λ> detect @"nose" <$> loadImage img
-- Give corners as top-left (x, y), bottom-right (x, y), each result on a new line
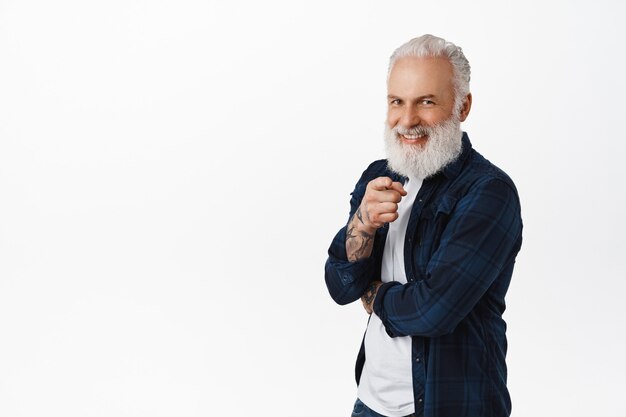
top-left (399, 106), bottom-right (420, 129)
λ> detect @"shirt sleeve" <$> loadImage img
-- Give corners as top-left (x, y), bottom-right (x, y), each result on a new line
top-left (373, 177), bottom-right (523, 337)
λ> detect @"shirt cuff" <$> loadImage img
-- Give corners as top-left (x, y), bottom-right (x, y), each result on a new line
top-left (373, 281), bottom-right (402, 337)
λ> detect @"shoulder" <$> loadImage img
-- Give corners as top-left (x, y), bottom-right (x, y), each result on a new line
top-left (460, 148), bottom-right (519, 198)
top-left (438, 147), bottom-right (521, 219)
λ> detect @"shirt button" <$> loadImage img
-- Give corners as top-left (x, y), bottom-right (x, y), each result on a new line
top-left (415, 357), bottom-right (420, 362)
top-left (418, 398), bottom-right (423, 404)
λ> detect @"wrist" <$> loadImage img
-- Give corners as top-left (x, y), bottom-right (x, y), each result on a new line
top-left (352, 220), bottom-right (376, 236)
top-left (362, 281), bottom-right (383, 314)
top-left (352, 204), bottom-right (378, 234)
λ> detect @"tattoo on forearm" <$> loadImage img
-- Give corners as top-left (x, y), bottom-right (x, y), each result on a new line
top-left (356, 207), bottom-right (365, 225)
top-left (363, 282), bottom-right (378, 305)
top-left (346, 212), bottom-right (374, 262)
top-left (357, 202), bottom-right (373, 226)
top-left (350, 232), bottom-right (373, 261)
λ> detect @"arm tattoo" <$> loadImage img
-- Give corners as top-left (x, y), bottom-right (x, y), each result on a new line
top-left (356, 202), bottom-right (372, 226)
top-left (350, 231), bottom-right (373, 261)
top-left (346, 212), bottom-right (374, 262)
top-left (355, 206), bottom-right (365, 225)
top-left (363, 282), bottom-right (379, 306)
top-left (346, 223), bottom-right (358, 240)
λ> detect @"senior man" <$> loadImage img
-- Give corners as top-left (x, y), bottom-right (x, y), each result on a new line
top-left (325, 35), bottom-right (523, 417)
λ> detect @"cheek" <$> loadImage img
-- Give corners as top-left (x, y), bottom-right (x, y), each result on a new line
top-left (424, 110), bottom-right (451, 126)
top-left (386, 109), bottom-right (398, 127)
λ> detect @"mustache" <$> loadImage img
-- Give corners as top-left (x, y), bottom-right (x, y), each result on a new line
top-left (393, 125), bottom-right (433, 136)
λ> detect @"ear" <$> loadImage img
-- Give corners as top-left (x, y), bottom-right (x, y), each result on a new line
top-left (459, 93), bottom-right (472, 122)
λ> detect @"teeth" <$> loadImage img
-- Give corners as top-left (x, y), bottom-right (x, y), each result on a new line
top-left (402, 134), bottom-right (424, 140)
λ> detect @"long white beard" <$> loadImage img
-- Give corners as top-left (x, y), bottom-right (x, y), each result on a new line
top-left (384, 116), bottom-right (463, 180)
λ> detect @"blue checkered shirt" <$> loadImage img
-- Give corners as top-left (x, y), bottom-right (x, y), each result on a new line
top-left (325, 133), bottom-right (523, 417)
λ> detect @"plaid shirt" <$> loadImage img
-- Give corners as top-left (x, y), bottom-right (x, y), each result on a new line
top-left (325, 133), bottom-right (523, 417)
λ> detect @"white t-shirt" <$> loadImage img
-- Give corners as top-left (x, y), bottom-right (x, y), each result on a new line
top-left (357, 177), bottom-right (423, 417)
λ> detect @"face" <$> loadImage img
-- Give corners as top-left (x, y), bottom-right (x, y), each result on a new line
top-left (387, 56), bottom-right (470, 146)
top-left (384, 56), bottom-right (472, 179)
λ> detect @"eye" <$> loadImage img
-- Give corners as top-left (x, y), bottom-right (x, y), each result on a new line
top-left (389, 98), bottom-right (402, 105)
top-left (421, 99), bottom-right (435, 105)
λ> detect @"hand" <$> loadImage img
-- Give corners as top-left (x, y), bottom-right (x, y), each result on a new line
top-left (346, 177), bottom-right (407, 262)
top-left (361, 281), bottom-right (383, 314)
top-left (357, 177), bottom-right (407, 232)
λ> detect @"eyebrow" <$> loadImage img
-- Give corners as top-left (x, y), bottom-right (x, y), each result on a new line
top-left (387, 94), bottom-right (437, 100)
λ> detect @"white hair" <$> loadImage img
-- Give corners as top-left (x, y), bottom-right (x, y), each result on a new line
top-left (384, 114), bottom-right (463, 180)
top-left (388, 34), bottom-right (471, 115)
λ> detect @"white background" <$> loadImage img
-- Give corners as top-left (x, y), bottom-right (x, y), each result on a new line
top-left (1, 1), bottom-right (625, 416)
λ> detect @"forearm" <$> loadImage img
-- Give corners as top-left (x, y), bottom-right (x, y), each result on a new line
top-left (325, 225), bottom-right (379, 305)
top-left (345, 205), bottom-right (377, 261)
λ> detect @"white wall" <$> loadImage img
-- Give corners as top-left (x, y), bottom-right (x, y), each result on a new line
top-left (1, 1), bottom-right (624, 416)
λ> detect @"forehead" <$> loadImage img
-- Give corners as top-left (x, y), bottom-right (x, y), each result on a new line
top-left (387, 56), bottom-right (455, 98)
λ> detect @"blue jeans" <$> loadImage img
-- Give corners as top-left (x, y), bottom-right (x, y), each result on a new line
top-left (351, 398), bottom-right (415, 417)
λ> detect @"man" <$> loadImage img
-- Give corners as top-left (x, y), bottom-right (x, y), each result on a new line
top-left (324, 35), bottom-right (523, 417)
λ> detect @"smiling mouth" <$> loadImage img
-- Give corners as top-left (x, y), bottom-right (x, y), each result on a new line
top-left (400, 133), bottom-right (428, 144)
